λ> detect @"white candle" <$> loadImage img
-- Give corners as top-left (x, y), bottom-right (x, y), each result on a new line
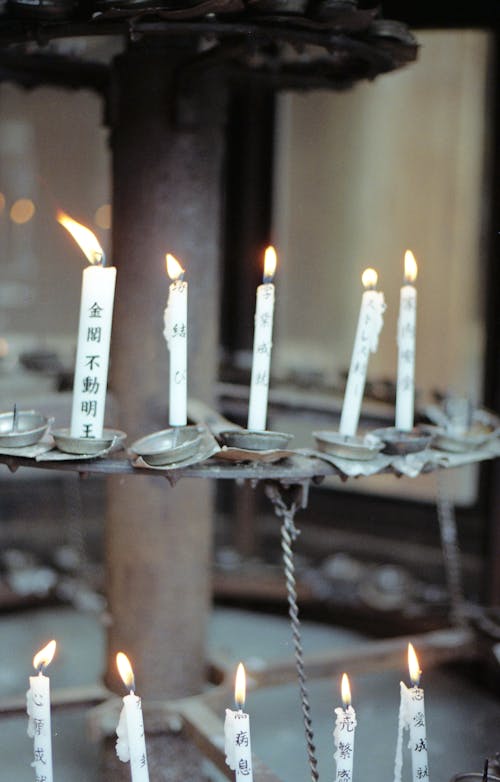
top-left (26, 640), bottom-right (56, 782)
top-left (248, 246), bottom-right (277, 432)
top-left (163, 254), bottom-right (188, 427)
top-left (394, 644), bottom-right (429, 782)
top-left (395, 251), bottom-right (418, 431)
top-left (334, 673), bottom-right (357, 782)
top-left (58, 212), bottom-right (116, 440)
top-left (116, 652), bottom-right (150, 782)
top-left (339, 269), bottom-right (386, 437)
top-left (224, 662), bottom-right (253, 782)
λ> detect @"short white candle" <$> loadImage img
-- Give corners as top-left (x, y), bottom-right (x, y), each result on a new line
top-left (394, 644), bottom-right (429, 782)
top-left (248, 246), bottom-right (277, 432)
top-left (116, 652), bottom-right (150, 782)
top-left (163, 254), bottom-right (188, 427)
top-left (395, 251), bottom-right (418, 431)
top-left (224, 662), bottom-right (253, 782)
top-left (26, 640), bottom-right (56, 782)
top-left (58, 212), bottom-right (116, 440)
top-left (334, 673), bottom-right (356, 782)
top-left (339, 269), bottom-right (386, 437)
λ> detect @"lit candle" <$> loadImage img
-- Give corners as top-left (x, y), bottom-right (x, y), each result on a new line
top-left (394, 644), bottom-right (429, 782)
top-left (395, 250), bottom-right (418, 431)
top-left (339, 269), bottom-right (386, 437)
top-left (247, 246), bottom-right (277, 432)
top-left (26, 639), bottom-right (56, 782)
top-left (334, 673), bottom-right (356, 782)
top-left (224, 662), bottom-right (253, 782)
top-left (163, 254), bottom-right (188, 427)
top-left (58, 212), bottom-right (116, 440)
top-left (115, 652), bottom-right (150, 782)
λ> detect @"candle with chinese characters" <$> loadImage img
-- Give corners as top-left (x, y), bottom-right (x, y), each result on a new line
top-left (339, 269), bottom-right (386, 436)
top-left (163, 254), bottom-right (188, 427)
top-left (58, 212), bottom-right (116, 440)
top-left (224, 662), bottom-right (253, 782)
top-left (334, 673), bottom-right (356, 782)
top-left (394, 644), bottom-right (429, 782)
top-left (26, 640), bottom-right (56, 782)
top-left (395, 251), bottom-right (418, 431)
top-left (248, 246), bottom-right (277, 431)
top-left (116, 652), bottom-right (150, 782)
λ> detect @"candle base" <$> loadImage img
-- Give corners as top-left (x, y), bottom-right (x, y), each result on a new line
top-left (130, 425), bottom-right (204, 465)
top-left (219, 429), bottom-right (293, 452)
top-left (52, 427), bottom-right (126, 455)
top-left (313, 430), bottom-right (383, 461)
top-left (371, 426), bottom-right (434, 455)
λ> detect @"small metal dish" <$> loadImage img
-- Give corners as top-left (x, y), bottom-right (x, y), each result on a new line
top-left (313, 431), bottom-right (383, 461)
top-left (431, 424), bottom-right (498, 453)
top-left (219, 429), bottom-right (293, 451)
top-left (371, 426), bottom-right (434, 455)
top-left (130, 425), bottom-right (204, 465)
top-left (52, 428), bottom-right (126, 455)
top-left (0, 410), bottom-right (50, 448)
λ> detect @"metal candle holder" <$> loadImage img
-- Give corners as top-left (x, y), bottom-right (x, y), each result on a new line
top-left (51, 427), bottom-right (126, 455)
top-left (371, 426), bottom-right (434, 455)
top-left (218, 429), bottom-right (293, 451)
top-left (313, 430), bottom-right (383, 460)
top-left (0, 409), bottom-right (50, 448)
top-left (130, 425), bottom-right (205, 466)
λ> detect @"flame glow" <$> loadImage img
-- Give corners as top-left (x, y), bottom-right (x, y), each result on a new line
top-left (361, 268), bottom-right (378, 289)
top-left (408, 643), bottom-right (421, 686)
top-left (166, 253), bottom-right (185, 281)
top-left (234, 662), bottom-right (246, 709)
top-left (33, 640), bottom-right (56, 672)
top-left (263, 246), bottom-right (277, 282)
top-left (116, 652), bottom-right (135, 692)
top-left (58, 211), bottom-right (104, 265)
top-left (404, 250), bottom-right (418, 283)
top-left (341, 673), bottom-right (351, 708)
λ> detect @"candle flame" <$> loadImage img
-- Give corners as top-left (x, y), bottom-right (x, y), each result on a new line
top-left (263, 246), bottom-right (277, 282)
top-left (341, 673), bottom-right (351, 708)
top-left (234, 662), bottom-right (246, 709)
top-left (166, 253), bottom-right (185, 281)
top-left (116, 652), bottom-right (136, 692)
top-left (408, 643), bottom-right (421, 686)
top-left (33, 640), bottom-right (56, 672)
top-left (58, 211), bottom-right (104, 265)
top-left (361, 268), bottom-right (378, 289)
top-left (404, 250), bottom-right (418, 283)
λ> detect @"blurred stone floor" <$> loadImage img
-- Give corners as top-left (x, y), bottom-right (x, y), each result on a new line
top-left (0, 605), bottom-right (498, 782)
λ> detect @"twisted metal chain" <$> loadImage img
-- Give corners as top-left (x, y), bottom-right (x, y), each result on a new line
top-left (436, 472), bottom-right (466, 625)
top-left (267, 484), bottom-right (320, 782)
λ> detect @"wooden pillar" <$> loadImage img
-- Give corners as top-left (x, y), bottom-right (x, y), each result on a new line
top-left (105, 41), bottom-right (226, 699)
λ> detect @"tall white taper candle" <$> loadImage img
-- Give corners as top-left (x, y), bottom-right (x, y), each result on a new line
top-left (248, 246), bottom-right (277, 432)
top-left (163, 254), bottom-right (188, 427)
top-left (116, 652), bottom-right (150, 782)
top-left (334, 673), bottom-right (356, 782)
top-left (225, 662), bottom-right (254, 782)
top-left (26, 640), bottom-right (56, 782)
top-left (394, 644), bottom-right (429, 782)
top-left (58, 212), bottom-right (116, 439)
top-left (339, 269), bottom-right (386, 436)
top-left (395, 250), bottom-right (418, 431)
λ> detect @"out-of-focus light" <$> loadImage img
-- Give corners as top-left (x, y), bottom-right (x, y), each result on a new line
top-left (10, 198), bottom-right (35, 224)
top-left (94, 204), bottom-right (111, 230)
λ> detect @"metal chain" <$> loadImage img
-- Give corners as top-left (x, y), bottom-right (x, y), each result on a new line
top-left (436, 472), bottom-right (466, 625)
top-left (266, 484), bottom-right (320, 782)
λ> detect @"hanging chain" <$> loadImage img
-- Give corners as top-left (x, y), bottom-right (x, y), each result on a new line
top-left (436, 472), bottom-right (467, 625)
top-left (266, 483), bottom-right (320, 782)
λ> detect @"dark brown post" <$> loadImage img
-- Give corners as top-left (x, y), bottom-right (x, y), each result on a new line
top-left (105, 41), bottom-right (226, 699)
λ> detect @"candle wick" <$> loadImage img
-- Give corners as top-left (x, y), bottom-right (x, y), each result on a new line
top-left (483, 759), bottom-right (489, 782)
top-left (94, 250), bottom-right (106, 267)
